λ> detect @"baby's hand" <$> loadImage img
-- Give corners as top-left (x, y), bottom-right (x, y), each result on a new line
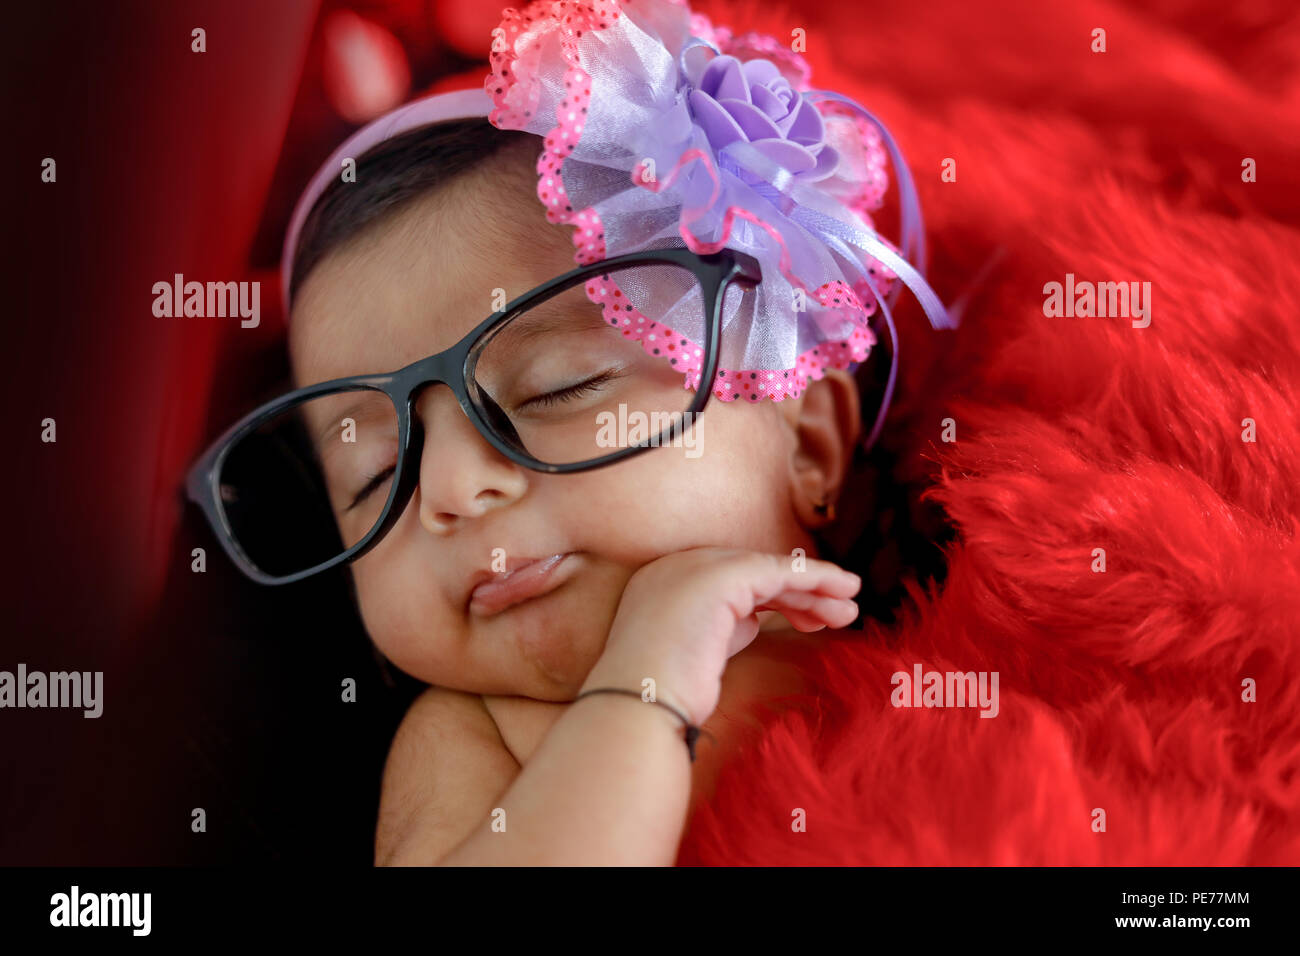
top-left (581, 548), bottom-right (861, 728)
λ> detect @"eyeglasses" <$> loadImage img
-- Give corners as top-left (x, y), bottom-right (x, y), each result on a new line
top-left (186, 246), bottom-right (759, 585)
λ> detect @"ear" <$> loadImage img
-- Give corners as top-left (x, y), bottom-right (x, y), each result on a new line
top-left (785, 368), bottom-right (862, 529)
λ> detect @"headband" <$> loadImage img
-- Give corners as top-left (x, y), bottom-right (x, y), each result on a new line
top-left (283, 0), bottom-right (954, 443)
top-left (280, 86), bottom-right (494, 315)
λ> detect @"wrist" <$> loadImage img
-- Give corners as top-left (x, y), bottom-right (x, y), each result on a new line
top-left (571, 687), bottom-right (713, 763)
top-left (580, 659), bottom-right (699, 726)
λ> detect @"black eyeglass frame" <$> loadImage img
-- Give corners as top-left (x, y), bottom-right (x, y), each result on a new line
top-left (185, 246), bottom-right (759, 586)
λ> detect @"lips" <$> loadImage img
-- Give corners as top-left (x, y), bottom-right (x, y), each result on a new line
top-left (467, 553), bottom-right (577, 617)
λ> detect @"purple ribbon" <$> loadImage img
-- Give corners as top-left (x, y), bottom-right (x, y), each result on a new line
top-left (712, 90), bottom-right (955, 451)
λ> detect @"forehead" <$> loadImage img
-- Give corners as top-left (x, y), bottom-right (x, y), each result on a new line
top-left (287, 147), bottom-right (578, 387)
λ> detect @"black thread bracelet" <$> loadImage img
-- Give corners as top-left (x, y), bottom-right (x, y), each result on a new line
top-left (573, 688), bottom-right (715, 761)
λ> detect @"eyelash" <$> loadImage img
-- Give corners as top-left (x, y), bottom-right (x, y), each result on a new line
top-left (347, 464), bottom-right (395, 511)
top-left (521, 369), bottom-right (619, 410)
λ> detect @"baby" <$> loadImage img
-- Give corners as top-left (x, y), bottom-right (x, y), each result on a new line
top-left (289, 119), bottom-right (862, 865)
top-left (187, 0), bottom-right (951, 865)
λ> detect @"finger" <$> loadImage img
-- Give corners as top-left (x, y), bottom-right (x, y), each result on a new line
top-left (756, 585), bottom-right (858, 615)
top-left (725, 613), bottom-right (764, 659)
top-left (757, 593), bottom-right (858, 629)
top-left (757, 590), bottom-right (828, 612)
top-left (771, 558), bottom-right (862, 598)
top-left (779, 609), bottom-right (828, 632)
top-left (805, 595), bottom-right (860, 628)
top-left (708, 554), bottom-right (859, 632)
top-left (799, 564), bottom-right (862, 598)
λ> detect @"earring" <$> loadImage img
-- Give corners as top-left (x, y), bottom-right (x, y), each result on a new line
top-left (813, 497), bottom-right (836, 521)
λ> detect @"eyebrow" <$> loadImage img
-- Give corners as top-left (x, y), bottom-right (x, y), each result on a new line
top-left (310, 395), bottom-right (391, 453)
top-left (488, 294), bottom-right (611, 352)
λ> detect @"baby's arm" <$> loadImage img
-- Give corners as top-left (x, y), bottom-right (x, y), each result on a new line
top-left (375, 678), bottom-right (694, 866)
top-left (443, 676), bottom-right (693, 865)
top-left (374, 685), bottom-right (520, 866)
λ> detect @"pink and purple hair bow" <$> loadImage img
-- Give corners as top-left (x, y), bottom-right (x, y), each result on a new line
top-left (485, 0), bottom-right (954, 444)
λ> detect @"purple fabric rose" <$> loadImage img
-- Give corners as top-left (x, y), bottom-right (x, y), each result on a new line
top-left (687, 54), bottom-right (838, 184)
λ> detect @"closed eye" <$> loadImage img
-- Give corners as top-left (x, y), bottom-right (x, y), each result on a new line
top-left (517, 367), bottom-right (624, 411)
top-left (346, 464), bottom-right (395, 512)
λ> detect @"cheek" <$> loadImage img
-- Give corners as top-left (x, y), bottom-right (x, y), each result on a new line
top-left (348, 544), bottom-right (459, 684)
top-left (561, 404), bottom-right (796, 555)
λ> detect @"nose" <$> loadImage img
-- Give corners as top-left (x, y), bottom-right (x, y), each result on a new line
top-left (413, 384), bottom-right (529, 534)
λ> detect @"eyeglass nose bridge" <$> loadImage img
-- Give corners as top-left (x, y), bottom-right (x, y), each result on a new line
top-left (383, 338), bottom-right (531, 496)
top-left (390, 339), bottom-right (471, 398)
top-left (389, 334), bottom-right (528, 450)
top-left (359, 336), bottom-right (536, 554)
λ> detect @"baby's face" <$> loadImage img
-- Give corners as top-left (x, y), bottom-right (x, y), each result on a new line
top-left (289, 142), bottom-right (840, 699)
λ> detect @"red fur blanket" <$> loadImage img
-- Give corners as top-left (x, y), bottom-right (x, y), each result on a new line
top-left (675, 0), bottom-right (1300, 865)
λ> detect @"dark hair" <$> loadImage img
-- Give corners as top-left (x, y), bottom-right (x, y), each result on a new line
top-left (289, 118), bottom-right (537, 305)
top-left (833, 354), bottom-right (954, 627)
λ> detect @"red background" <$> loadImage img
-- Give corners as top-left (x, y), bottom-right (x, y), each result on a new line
top-left (4, 0), bottom-right (1297, 863)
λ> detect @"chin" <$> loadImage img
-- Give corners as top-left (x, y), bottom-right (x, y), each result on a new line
top-left (477, 577), bottom-right (617, 695)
